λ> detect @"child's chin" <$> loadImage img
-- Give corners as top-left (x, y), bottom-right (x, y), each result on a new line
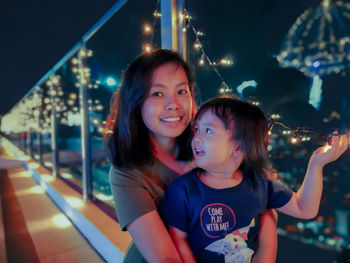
top-left (194, 160), bottom-right (205, 170)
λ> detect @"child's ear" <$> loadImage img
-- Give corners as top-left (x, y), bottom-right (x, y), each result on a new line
top-left (232, 142), bottom-right (244, 158)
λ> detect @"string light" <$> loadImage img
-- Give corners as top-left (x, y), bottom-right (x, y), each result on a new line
top-left (193, 40), bottom-right (201, 50)
top-left (79, 49), bottom-right (87, 57)
top-left (153, 10), bottom-right (162, 17)
top-left (218, 58), bottom-right (234, 66)
top-left (3, 2), bottom-right (348, 142)
top-left (141, 0), bottom-right (160, 54)
top-left (143, 43), bottom-right (153, 53)
top-left (71, 57), bottom-right (79, 65)
top-left (143, 23), bottom-right (153, 34)
top-left (182, 9), bottom-right (233, 95)
top-left (58, 4), bottom-right (334, 140)
top-left (199, 54), bottom-right (205, 66)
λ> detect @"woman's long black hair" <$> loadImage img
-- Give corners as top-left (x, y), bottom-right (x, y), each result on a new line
top-left (104, 49), bottom-right (196, 169)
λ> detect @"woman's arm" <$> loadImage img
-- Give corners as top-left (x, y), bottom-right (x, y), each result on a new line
top-left (252, 209), bottom-right (278, 263)
top-left (127, 210), bottom-right (182, 263)
top-left (278, 134), bottom-right (347, 219)
top-left (169, 226), bottom-right (196, 263)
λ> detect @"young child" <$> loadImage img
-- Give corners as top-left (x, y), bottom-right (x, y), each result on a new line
top-left (160, 97), bottom-right (348, 263)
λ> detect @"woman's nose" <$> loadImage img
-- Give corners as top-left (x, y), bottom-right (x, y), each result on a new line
top-left (165, 94), bottom-right (180, 110)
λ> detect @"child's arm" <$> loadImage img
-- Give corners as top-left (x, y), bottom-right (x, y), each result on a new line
top-left (252, 209), bottom-right (278, 263)
top-left (169, 226), bottom-right (197, 263)
top-left (278, 134), bottom-right (348, 219)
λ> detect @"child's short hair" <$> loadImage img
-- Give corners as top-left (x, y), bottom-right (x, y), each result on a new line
top-left (104, 49), bottom-right (195, 168)
top-left (195, 96), bottom-right (276, 179)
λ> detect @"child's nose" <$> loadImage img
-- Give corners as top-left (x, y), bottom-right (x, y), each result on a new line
top-left (193, 134), bottom-right (202, 143)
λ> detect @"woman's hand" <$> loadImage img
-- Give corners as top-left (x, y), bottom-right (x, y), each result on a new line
top-left (127, 210), bottom-right (182, 263)
top-left (252, 210), bottom-right (278, 263)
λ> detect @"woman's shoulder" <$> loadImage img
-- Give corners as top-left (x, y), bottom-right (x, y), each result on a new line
top-left (109, 164), bottom-right (147, 184)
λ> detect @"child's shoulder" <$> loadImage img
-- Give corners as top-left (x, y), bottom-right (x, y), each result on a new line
top-left (171, 167), bottom-right (201, 187)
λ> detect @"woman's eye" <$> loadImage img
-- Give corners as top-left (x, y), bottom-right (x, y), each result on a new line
top-left (178, 89), bottom-right (189, 95)
top-left (151, 91), bottom-right (163, 97)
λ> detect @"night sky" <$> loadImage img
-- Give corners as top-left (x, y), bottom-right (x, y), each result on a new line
top-left (1, 1), bottom-right (350, 261)
top-left (1, 0), bottom-right (116, 115)
top-left (1, 0), bottom-right (347, 126)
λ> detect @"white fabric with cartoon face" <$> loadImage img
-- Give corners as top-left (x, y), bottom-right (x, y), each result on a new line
top-left (205, 219), bottom-right (255, 263)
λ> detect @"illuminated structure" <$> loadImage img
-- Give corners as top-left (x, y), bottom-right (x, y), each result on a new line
top-left (278, 0), bottom-right (350, 77)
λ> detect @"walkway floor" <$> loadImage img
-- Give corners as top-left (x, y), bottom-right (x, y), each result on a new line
top-left (0, 140), bottom-right (106, 262)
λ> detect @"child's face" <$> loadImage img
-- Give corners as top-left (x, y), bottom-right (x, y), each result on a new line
top-left (141, 62), bottom-right (193, 144)
top-left (192, 110), bottom-right (239, 173)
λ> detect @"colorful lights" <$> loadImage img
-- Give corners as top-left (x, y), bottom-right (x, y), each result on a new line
top-left (199, 55), bottom-right (205, 66)
top-left (219, 58), bottom-right (233, 66)
top-left (142, 43), bottom-right (153, 53)
top-left (193, 40), bottom-right (201, 50)
top-left (289, 136), bottom-right (299, 144)
top-left (278, 1), bottom-right (350, 77)
top-left (153, 10), bottom-right (162, 17)
top-left (71, 57), bottom-right (79, 65)
top-left (181, 9), bottom-right (234, 95)
top-left (236, 80), bottom-right (257, 96)
top-left (322, 144), bottom-right (332, 152)
top-left (105, 76), bottom-right (117, 87)
top-left (143, 23), bottom-right (153, 34)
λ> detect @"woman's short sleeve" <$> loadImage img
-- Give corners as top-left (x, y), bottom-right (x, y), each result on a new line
top-left (109, 166), bottom-right (157, 231)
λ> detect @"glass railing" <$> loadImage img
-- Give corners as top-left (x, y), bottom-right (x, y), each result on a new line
top-left (184, 1), bottom-right (350, 261)
top-left (1, 0), bottom-right (160, 204)
top-left (1, 0), bottom-right (350, 261)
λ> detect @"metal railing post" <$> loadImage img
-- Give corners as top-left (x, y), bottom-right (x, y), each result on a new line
top-left (38, 131), bottom-right (43, 165)
top-left (161, 0), bottom-right (186, 58)
top-left (51, 91), bottom-right (59, 178)
top-left (22, 132), bottom-right (26, 151)
top-left (78, 46), bottom-right (92, 202)
top-left (28, 128), bottom-right (33, 157)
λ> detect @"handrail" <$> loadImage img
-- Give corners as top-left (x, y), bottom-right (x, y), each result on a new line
top-left (8, 0), bottom-right (128, 113)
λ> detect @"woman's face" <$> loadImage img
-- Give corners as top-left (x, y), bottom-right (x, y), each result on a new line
top-left (141, 62), bottom-right (193, 145)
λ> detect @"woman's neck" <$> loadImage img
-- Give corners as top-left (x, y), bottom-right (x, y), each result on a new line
top-left (150, 137), bottom-right (194, 175)
top-left (150, 136), bottom-right (176, 156)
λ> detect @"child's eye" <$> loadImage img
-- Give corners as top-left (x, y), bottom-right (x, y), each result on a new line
top-left (178, 89), bottom-right (189, 95)
top-left (206, 128), bottom-right (213, 134)
top-left (194, 126), bottom-right (199, 133)
top-left (151, 91), bottom-right (163, 97)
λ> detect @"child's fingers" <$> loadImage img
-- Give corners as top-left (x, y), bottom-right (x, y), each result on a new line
top-left (312, 134), bottom-right (348, 166)
top-left (323, 134), bottom-right (340, 153)
top-left (326, 135), bottom-right (348, 159)
top-left (339, 134), bottom-right (349, 154)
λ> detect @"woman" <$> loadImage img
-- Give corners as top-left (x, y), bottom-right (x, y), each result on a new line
top-left (104, 49), bottom-right (277, 262)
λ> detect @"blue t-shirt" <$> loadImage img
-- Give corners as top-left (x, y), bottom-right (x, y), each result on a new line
top-left (160, 169), bottom-right (293, 263)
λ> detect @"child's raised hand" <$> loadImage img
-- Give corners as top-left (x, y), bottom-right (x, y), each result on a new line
top-left (309, 133), bottom-right (348, 168)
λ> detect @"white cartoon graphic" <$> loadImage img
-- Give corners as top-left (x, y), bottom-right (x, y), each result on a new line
top-left (205, 218), bottom-right (255, 263)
